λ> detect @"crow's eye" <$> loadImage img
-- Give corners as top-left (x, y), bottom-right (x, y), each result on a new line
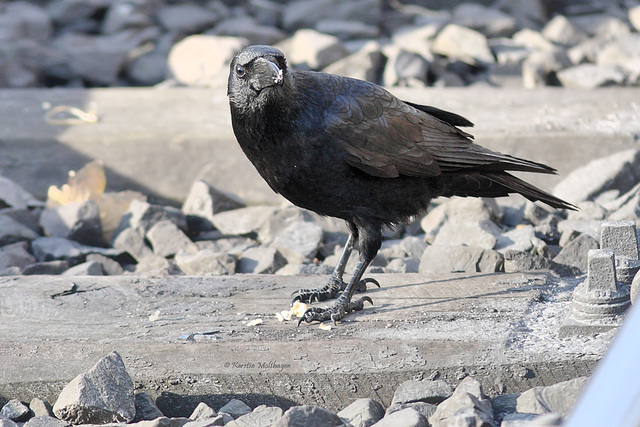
top-left (236, 65), bottom-right (246, 78)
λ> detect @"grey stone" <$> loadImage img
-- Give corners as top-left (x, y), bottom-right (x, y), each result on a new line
top-left (167, 35), bottom-right (247, 88)
top-left (385, 402), bottom-right (436, 420)
top-left (40, 200), bottom-right (103, 246)
top-left (226, 405), bottom-right (283, 427)
top-left (390, 25), bottom-right (438, 62)
top-left (131, 417), bottom-right (191, 427)
top-left (372, 408), bottom-right (427, 427)
top-left (553, 234), bottom-right (599, 274)
top-left (315, 20), bottom-right (379, 40)
top-left (0, 1), bottom-right (52, 42)
top-left (323, 40), bottom-right (385, 82)
top-left (557, 64), bottom-right (626, 89)
top-left (134, 255), bottom-right (179, 275)
top-left (0, 214), bottom-right (39, 246)
top-left (631, 269), bottom-right (640, 303)
top-left (0, 175), bottom-right (43, 209)
top-left (420, 245), bottom-right (504, 274)
top-left (155, 4), bottom-right (219, 33)
top-left (281, 0), bottom-right (379, 31)
top-left (571, 14), bottom-right (630, 39)
top-left (504, 250), bottom-right (579, 277)
top-left (53, 28), bottom-right (159, 86)
top-left (0, 418), bottom-right (19, 427)
top-left (209, 16), bottom-right (286, 46)
top-left (400, 236), bottom-right (428, 259)
top-left (126, 51), bottom-right (168, 86)
top-left (116, 200), bottom-right (187, 237)
top-left (113, 227), bottom-right (153, 262)
top-left (133, 392), bottom-right (164, 422)
top-left (62, 261), bottom-right (104, 276)
top-left (101, 0), bottom-right (156, 34)
top-left (237, 247), bottom-right (287, 274)
top-left (429, 377), bottom-right (493, 427)
top-left (53, 351), bottom-right (135, 424)
top-left (29, 399), bottom-right (53, 418)
top-left (183, 416), bottom-right (226, 427)
top-left (46, 0), bottom-right (109, 26)
top-left (496, 225), bottom-right (536, 253)
top-left (1, 207), bottom-right (41, 235)
top-left (31, 237), bottom-right (121, 262)
top-left (432, 24), bottom-right (495, 66)
top-left (557, 220), bottom-right (602, 244)
top-left (382, 47), bottom-right (429, 88)
top-left (515, 377), bottom-right (588, 417)
top-left (210, 206), bottom-right (277, 236)
top-left (22, 260), bottom-right (70, 275)
top-left (433, 217), bottom-right (502, 249)
top-left (522, 49), bottom-right (571, 89)
top-left (1, 399), bottom-right (32, 422)
top-left (452, 3), bottom-right (517, 38)
top-left (433, 72), bottom-right (466, 87)
top-left (337, 398), bottom-right (384, 427)
top-left (182, 180), bottom-right (245, 232)
top-left (23, 416), bottom-right (68, 427)
top-left (272, 405), bottom-right (344, 427)
top-left (198, 237), bottom-right (257, 257)
top-left (600, 220), bottom-right (639, 260)
top-left (175, 250), bottom-right (235, 276)
top-left (566, 201), bottom-right (607, 221)
top-left (512, 29), bottom-right (556, 52)
top-left (146, 220), bottom-right (197, 258)
top-left (218, 399), bottom-right (251, 419)
top-left (270, 221), bottom-right (323, 262)
top-left (542, 15), bottom-right (587, 46)
top-left (284, 29), bottom-right (349, 71)
top-left (499, 412), bottom-right (537, 427)
top-left (421, 198), bottom-right (501, 243)
top-left (86, 254), bottom-right (124, 276)
top-left (276, 262), bottom-right (334, 275)
top-left (607, 184), bottom-right (640, 221)
top-left (392, 379), bottom-right (454, 405)
top-left (247, 0), bottom-right (282, 27)
top-left (0, 242), bottom-right (36, 271)
top-left (596, 34), bottom-right (640, 69)
top-left (189, 402), bottom-right (216, 421)
top-left (553, 149), bottom-right (640, 205)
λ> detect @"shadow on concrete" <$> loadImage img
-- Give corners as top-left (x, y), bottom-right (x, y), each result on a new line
top-left (156, 391), bottom-right (298, 417)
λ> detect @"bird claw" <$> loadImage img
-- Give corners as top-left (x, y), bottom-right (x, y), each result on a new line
top-left (291, 276), bottom-right (378, 305)
top-left (297, 296), bottom-right (374, 326)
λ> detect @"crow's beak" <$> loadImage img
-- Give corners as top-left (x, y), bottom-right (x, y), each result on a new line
top-left (251, 58), bottom-right (284, 92)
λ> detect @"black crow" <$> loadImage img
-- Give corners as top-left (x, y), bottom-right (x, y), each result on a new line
top-left (227, 45), bottom-right (575, 325)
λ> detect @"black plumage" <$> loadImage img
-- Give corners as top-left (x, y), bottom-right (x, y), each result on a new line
top-left (227, 45), bottom-right (575, 324)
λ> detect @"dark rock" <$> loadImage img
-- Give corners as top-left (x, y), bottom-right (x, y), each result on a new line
top-left (126, 52), bottom-right (168, 86)
top-left (0, 242), bottom-right (36, 272)
top-left (0, 214), bottom-right (39, 246)
top-left (209, 16), bottom-right (286, 46)
top-left (226, 405), bottom-right (283, 427)
top-left (21, 260), bottom-right (70, 275)
top-left (383, 47), bottom-right (429, 87)
top-left (553, 233), bottom-right (599, 274)
top-left (29, 398), bottom-right (54, 418)
top-left (46, 0), bottom-right (109, 26)
top-left (31, 237), bottom-right (121, 262)
top-left (112, 227), bottom-right (153, 262)
top-left (504, 250), bottom-right (579, 276)
top-left (101, 0), bottom-right (157, 34)
top-left (115, 200), bottom-right (187, 238)
top-left (182, 180), bottom-right (245, 232)
top-left (174, 250), bottom-right (235, 276)
top-left (53, 351), bottom-right (135, 424)
top-left (0, 207), bottom-right (42, 234)
top-left (86, 253), bottom-right (124, 276)
top-left (39, 200), bottom-right (103, 246)
top-left (315, 19), bottom-right (379, 40)
top-left (272, 405), bottom-right (344, 427)
top-left (133, 392), bottom-right (164, 422)
top-left (62, 260), bottom-right (104, 276)
top-left (155, 4), bottom-right (219, 33)
top-left (337, 398), bottom-right (385, 427)
top-left (0, 175), bottom-right (43, 208)
top-left (146, 220), bottom-right (197, 258)
top-left (372, 408), bottom-right (428, 427)
top-left (217, 399), bottom-right (251, 419)
top-left (420, 245), bottom-right (504, 273)
top-left (1, 399), bottom-right (32, 422)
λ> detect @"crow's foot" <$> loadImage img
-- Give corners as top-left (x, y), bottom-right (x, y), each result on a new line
top-left (297, 296), bottom-right (373, 325)
top-left (291, 276), bottom-right (379, 304)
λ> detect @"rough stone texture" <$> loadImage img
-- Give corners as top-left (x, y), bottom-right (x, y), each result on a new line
top-left (112, 227), bottom-right (154, 262)
top-left (182, 180), bottom-right (246, 232)
top-left (21, 260), bottom-right (70, 275)
top-left (429, 377), bottom-right (493, 427)
top-left (515, 377), bottom-right (588, 417)
top-left (86, 253), bottom-right (125, 276)
top-left (0, 214), bottom-right (39, 246)
top-left (174, 250), bottom-right (235, 276)
top-left (557, 64), bottom-right (626, 89)
top-left (237, 247), bottom-right (287, 274)
top-left (553, 234), bottom-right (599, 274)
top-left (1, 399), bottom-right (32, 422)
top-left (269, 221), bottom-right (323, 262)
top-left (210, 206), bottom-right (277, 236)
top-left (384, 402), bottom-right (436, 420)
top-left (39, 200), bottom-right (103, 246)
top-left (116, 200), bottom-right (187, 238)
top-left (272, 405), bottom-right (344, 427)
top-left (372, 408), bottom-right (428, 427)
top-left (23, 416), bottom-right (68, 427)
top-left (146, 220), bottom-right (198, 258)
top-left (53, 351), bottom-right (135, 424)
top-left (337, 398), bottom-right (385, 427)
top-left (323, 40), bottom-right (385, 82)
top-left (0, 418), bottom-right (19, 427)
top-left (189, 402), bottom-right (216, 421)
top-left (134, 392), bottom-right (164, 422)
top-left (553, 149), bottom-right (640, 205)
top-left (285, 28), bottom-right (349, 70)
top-left (61, 260), bottom-right (104, 276)
top-left (29, 398), bottom-right (54, 418)
top-left (420, 245), bottom-right (503, 274)
top-left (0, 242), bottom-right (36, 272)
top-left (391, 379), bottom-right (454, 406)
top-left (0, 175), bottom-right (42, 209)
top-left (31, 237), bottom-right (121, 262)
top-left (432, 23), bottom-right (494, 66)
top-left (226, 405), bottom-right (283, 427)
top-left (217, 399), bottom-right (251, 419)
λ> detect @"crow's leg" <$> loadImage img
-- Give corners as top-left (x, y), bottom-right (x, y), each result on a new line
top-left (298, 222), bottom-right (381, 325)
top-left (291, 232), bottom-right (379, 304)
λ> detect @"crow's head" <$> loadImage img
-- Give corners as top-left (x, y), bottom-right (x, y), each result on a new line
top-left (228, 45), bottom-right (288, 111)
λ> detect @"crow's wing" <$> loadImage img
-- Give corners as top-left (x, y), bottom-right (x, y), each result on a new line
top-left (322, 78), bottom-right (556, 178)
